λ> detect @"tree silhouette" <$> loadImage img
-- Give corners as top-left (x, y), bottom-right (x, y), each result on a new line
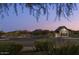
top-left (0, 3), bottom-right (77, 21)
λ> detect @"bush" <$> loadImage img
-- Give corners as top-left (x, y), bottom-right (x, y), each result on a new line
top-left (0, 41), bottom-right (23, 55)
top-left (34, 39), bottom-right (54, 51)
top-left (54, 44), bottom-right (79, 55)
top-left (34, 39), bottom-right (79, 55)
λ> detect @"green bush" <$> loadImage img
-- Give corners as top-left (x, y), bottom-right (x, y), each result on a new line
top-left (0, 41), bottom-right (23, 55)
top-left (34, 39), bottom-right (54, 51)
top-left (34, 39), bottom-right (79, 55)
top-left (54, 44), bottom-right (79, 55)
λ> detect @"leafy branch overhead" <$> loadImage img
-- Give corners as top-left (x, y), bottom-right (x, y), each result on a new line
top-left (0, 3), bottom-right (77, 21)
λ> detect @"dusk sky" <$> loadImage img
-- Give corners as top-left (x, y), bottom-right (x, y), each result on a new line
top-left (0, 4), bottom-right (79, 32)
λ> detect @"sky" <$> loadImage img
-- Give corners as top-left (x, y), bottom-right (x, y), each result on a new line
top-left (0, 4), bottom-right (79, 32)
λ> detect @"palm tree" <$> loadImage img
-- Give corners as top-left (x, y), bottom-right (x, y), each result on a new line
top-left (0, 3), bottom-right (77, 21)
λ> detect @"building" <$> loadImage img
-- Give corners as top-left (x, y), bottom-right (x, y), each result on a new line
top-left (54, 26), bottom-right (71, 37)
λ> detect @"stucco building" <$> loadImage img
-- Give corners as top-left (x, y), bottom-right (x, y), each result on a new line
top-left (55, 26), bottom-right (72, 37)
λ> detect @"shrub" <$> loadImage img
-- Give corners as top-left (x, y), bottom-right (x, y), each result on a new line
top-left (0, 41), bottom-right (23, 55)
top-left (34, 39), bottom-right (79, 55)
top-left (55, 44), bottom-right (79, 55)
top-left (34, 39), bottom-right (54, 52)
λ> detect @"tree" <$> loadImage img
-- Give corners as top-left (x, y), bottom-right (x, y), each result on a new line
top-left (0, 3), bottom-right (77, 21)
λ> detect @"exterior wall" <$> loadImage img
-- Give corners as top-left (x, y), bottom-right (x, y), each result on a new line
top-left (55, 28), bottom-right (69, 37)
top-left (59, 28), bottom-right (69, 37)
top-left (55, 33), bottom-right (60, 37)
top-left (60, 28), bottom-right (68, 34)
